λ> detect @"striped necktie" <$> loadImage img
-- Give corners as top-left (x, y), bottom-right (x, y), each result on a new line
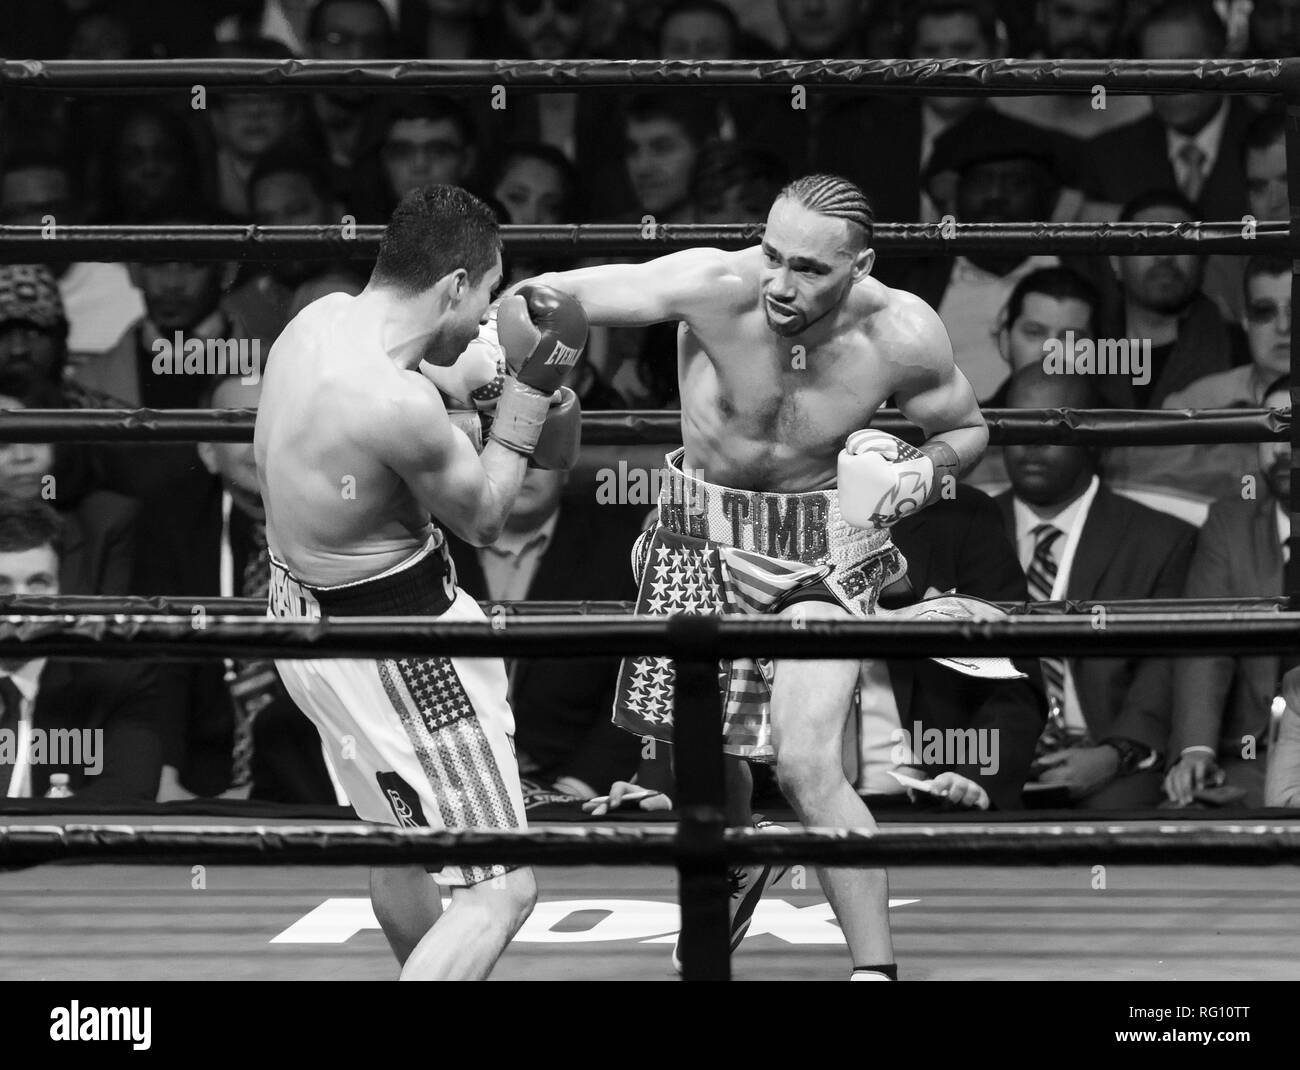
top-left (1026, 523), bottom-right (1070, 750)
top-left (1175, 140), bottom-right (1208, 203)
top-left (0, 676), bottom-right (24, 797)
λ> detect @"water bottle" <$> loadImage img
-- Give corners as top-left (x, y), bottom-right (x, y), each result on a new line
top-left (45, 773), bottom-right (73, 799)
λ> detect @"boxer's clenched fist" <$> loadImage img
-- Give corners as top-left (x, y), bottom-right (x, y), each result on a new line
top-left (838, 429), bottom-right (935, 528)
top-left (490, 285), bottom-right (589, 457)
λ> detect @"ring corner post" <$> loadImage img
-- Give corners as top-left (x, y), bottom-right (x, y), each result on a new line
top-left (1286, 92), bottom-right (1300, 610)
top-left (668, 613), bottom-right (730, 981)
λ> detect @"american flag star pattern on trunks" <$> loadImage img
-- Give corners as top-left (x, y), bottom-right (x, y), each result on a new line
top-left (378, 655), bottom-right (521, 886)
top-left (613, 526), bottom-right (832, 760)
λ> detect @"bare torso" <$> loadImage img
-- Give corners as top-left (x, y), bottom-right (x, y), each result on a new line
top-left (678, 246), bottom-right (930, 492)
top-left (254, 293), bottom-right (433, 585)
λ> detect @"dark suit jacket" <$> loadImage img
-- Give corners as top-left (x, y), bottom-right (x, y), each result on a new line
top-left (1172, 492), bottom-right (1286, 758)
top-left (996, 484), bottom-right (1197, 752)
top-left (886, 486), bottom-right (1044, 811)
top-left (444, 499), bottom-right (645, 792)
top-left (59, 489), bottom-right (138, 596)
top-left (25, 659), bottom-right (164, 803)
top-left (1092, 291), bottom-right (1247, 410)
top-left (1082, 100), bottom-right (1254, 222)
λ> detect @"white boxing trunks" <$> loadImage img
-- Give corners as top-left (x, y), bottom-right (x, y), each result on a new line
top-left (268, 530), bottom-right (526, 887)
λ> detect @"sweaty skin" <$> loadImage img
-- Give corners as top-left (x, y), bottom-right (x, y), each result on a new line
top-left (531, 245), bottom-right (986, 490)
top-left (255, 273), bottom-right (518, 587)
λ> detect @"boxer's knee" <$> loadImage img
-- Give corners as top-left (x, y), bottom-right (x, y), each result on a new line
top-left (775, 746), bottom-right (842, 807)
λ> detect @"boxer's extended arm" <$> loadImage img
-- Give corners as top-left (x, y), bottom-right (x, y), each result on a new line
top-left (891, 298), bottom-right (988, 484)
top-left (525, 247), bottom-right (732, 327)
top-left (380, 390), bottom-right (528, 547)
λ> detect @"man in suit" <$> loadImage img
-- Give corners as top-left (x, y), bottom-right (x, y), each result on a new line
top-left (443, 467), bottom-right (644, 801)
top-left (996, 366), bottom-right (1197, 808)
top-left (859, 484), bottom-right (1044, 812)
top-left (1163, 376), bottom-right (1291, 809)
top-left (0, 497), bottom-right (163, 804)
top-left (1083, 2), bottom-right (1252, 225)
top-left (159, 374), bottom-right (338, 805)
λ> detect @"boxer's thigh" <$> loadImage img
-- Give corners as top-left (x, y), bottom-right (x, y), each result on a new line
top-left (769, 589), bottom-right (859, 762)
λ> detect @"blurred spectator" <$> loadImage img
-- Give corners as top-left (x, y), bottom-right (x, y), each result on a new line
top-left (966, 266), bottom-right (1102, 491)
top-left (1244, 106), bottom-right (1290, 224)
top-left (622, 94), bottom-right (713, 225)
top-left (817, 0), bottom-right (1005, 223)
top-left (1266, 664), bottom-right (1300, 807)
top-left (0, 0), bottom-right (215, 60)
top-left (444, 469), bottom-right (645, 802)
top-left (0, 150), bottom-right (146, 363)
top-left (90, 101), bottom-right (211, 223)
top-left (659, 0), bottom-right (740, 57)
top-left (182, 373), bottom-right (336, 803)
top-left (996, 365), bottom-right (1196, 809)
top-left (692, 141), bottom-right (790, 225)
top-left (0, 380), bottom-right (137, 596)
top-left (501, 0), bottom-right (589, 58)
top-left (217, 0), bottom-right (400, 54)
top-left (1165, 376), bottom-right (1291, 810)
top-left (208, 39), bottom-right (304, 216)
top-left (1083, 2), bottom-right (1252, 226)
top-left (1094, 189), bottom-right (1246, 410)
top-left (489, 142), bottom-right (577, 231)
top-left (1248, 0), bottom-right (1300, 59)
top-left (397, 0), bottom-right (494, 58)
top-left (993, 0), bottom-right (1151, 139)
top-left (355, 96), bottom-right (478, 221)
top-left (226, 144), bottom-right (365, 345)
top-left (66, 4), bottom-right (134, 59)
top-left (886, 110), bottom-right (1072, 401)
top-left (1105, 255), bottom-right (1290, 505)
top-left (302, 2), bottom-right (397, 208)
top-left (777, 0), bottom-right (870, 58)
top-left (856, 484), bottom-right (1043, 812)
top-left (0, 497), bottom-right (162, 804)
top-left (0, 265), bottom-right (76, 397)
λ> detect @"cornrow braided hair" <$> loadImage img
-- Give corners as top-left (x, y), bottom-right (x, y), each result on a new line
top-left (777, 174), bottom-right (874, 247)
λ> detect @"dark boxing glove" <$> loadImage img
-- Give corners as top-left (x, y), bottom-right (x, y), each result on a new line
top-left (528, 387), bottom-right (581, 471)
top-left (490, 285), bottom-right (589, 456)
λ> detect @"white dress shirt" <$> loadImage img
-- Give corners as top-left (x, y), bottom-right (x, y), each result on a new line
top-left (938, 254), bottom-right (1059, 401)
top-left (1278, 501), bottom-right (1291, 564)
top-left (1013, 474), bottom-right (1102, 734)
top-left (3, 659), bottom-right (48, 798)
top-left (478, 512), bottom-right (560, 603)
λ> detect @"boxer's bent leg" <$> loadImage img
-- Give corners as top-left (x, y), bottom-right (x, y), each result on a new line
top-left (768, 600), bottom-right (893, 970)
top-left (370, 865), bottom-right (444, 965)
top-left (400, 867), bottom-right (538, 981)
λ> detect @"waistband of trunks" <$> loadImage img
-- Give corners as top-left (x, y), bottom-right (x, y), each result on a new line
top-left (269, 529), bottom-right (455, 617)
top-left (656, 446), bottom-right (893, 565)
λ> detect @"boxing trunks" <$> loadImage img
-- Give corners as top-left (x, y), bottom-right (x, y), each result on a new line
top-left (612, 447), bottom-right (908, 762)
top-left (269, 529), bottom-right (525, 886)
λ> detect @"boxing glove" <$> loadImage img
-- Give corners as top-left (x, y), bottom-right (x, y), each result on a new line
top-left (838, 429), bottom-right (935, 529)
top-left (490, 285), bottom-right (589, 456)
top-left (420, 310), bottom-right (504, 408)
top-left (528, 387), bottom-right (581, 471)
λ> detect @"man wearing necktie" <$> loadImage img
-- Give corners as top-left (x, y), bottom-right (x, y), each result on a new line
top-left (0, 498), bottom-right (163, 803)
top-left (1166, 377), bottom-right (1295, 808)
top-left (996, 366), bottom-right (1196, 808)
top-left (194, 374), bottom-right (336, 804)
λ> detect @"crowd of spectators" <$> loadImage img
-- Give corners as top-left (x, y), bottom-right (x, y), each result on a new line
top-left (0, 0), bottom-right (1295, 815)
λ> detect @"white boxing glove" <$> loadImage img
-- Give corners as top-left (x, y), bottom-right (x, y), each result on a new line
top-left (419, 306), bottom-right (503, 408)
top-left (838, 429), bottom-right (935, 529)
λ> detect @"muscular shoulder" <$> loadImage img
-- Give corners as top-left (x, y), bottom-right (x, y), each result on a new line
top-left (357, 372), bottom-right (452, 463)
top-left (859, 279), bottom-right (953, 375)
top-left (676, 247), bottom-right (753, 313)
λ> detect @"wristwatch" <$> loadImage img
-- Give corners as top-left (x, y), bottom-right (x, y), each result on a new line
top-left (1101, 736), bottom-right (1160, 775)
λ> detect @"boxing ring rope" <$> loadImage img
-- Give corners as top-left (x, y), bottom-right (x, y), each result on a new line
top-left (0, 406), bottom-right (1284, 445)
top-left (0, 55), bottom-right (1296, 981)
top-left (4, 823), bottom-right (1300, 869)
top-left (0, 221), bottom-right (1288, 260)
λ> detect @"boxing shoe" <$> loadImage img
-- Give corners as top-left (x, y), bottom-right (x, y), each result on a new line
top-left (671, 819), bottom-right (789, 976)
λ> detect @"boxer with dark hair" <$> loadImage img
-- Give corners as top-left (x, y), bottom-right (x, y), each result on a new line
top-left (255, 185), bottom-right (588, 980)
